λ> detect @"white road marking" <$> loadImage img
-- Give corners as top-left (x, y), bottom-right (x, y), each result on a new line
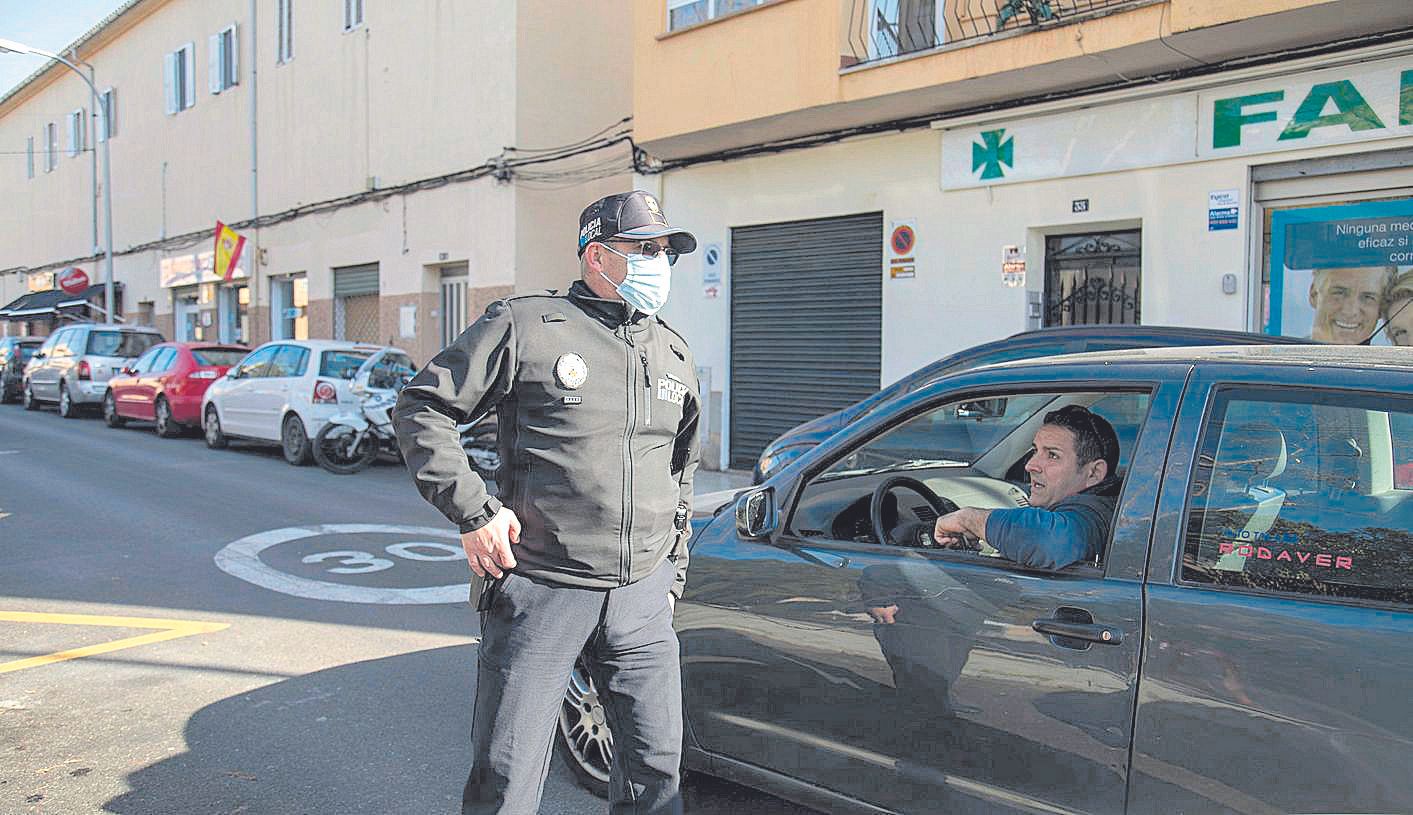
top-left (215, 524), bottom-right (466, 604)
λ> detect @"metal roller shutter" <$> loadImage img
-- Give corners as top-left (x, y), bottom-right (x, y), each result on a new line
top-left (333, 263), bottom-right (380, 297)
top-left (729, 212), bottom-right (882, 469)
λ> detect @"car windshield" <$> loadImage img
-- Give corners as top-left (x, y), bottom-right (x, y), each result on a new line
top-left (363, 352), bottom-right (417, 390)
top-left (87, 331), bottom-right (160, 358)
top-left (321, 350), bottom-right (374, 379)
top-left (191, 348), bottom-right (251, 367)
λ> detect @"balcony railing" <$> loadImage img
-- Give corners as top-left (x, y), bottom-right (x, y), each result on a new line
top-left (843, 0), bottom-right (1152, 66)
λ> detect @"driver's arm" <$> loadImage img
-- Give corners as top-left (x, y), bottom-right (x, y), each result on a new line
top-left (981, 504), bottom-right (1105, 570)
top-left (934, 507), bottom-right (991, 547)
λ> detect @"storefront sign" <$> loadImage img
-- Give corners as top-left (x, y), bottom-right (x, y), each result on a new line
top-left (888, 221), bottom-right (917, 279)
top-left (1208, 189), bottom-right (1240, 231)
top-left (942, 95), bottom-right (1196, 189)
top-left (1266, 198), bottom-right (1413, 345)
top-left (160, 250), bottom-right (247, 288)
top-left (1199, 60), bottom-right (1413, 158)
top-left (942, 56), bottom-right (1412, 189)
top-left (1001, 245), bottom-right (1025, 288)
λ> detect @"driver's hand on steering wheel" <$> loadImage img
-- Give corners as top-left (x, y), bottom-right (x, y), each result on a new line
top-left (934, 508), bottom-right (985, 551)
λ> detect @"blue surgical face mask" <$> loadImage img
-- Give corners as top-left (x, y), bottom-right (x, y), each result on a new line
top-left (600, 244), bottom-right (672, 316)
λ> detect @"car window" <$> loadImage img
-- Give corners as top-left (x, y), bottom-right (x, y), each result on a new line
top-left (1182, 387), bottom-right (1413, 607)
top-left (790, 388), bottom-right (1150, 566)
top-left (130, 347), bottom-right (162, 374)
top-left (366, 352), bottom-right (416, 390)
top-left (50, 329), bottom-right (75, 356)
top-left (321, 350), bottom-right (373, 380)
top-left (236, 346), bottom-right (278, 378)
top-left (87, 330), bottom-right (160, 358)
top-left (191, 348), bottom-right (251, 368)
top-left (17, 343), bottom-right (39, 363)
top-left (151, 348), bottom-right (179, 373)
top-left (268, 345), bottom-right (310, 378)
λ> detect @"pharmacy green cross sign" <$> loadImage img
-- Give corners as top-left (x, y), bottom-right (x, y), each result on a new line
top-left (972, 129), bottom-right (1014, 180)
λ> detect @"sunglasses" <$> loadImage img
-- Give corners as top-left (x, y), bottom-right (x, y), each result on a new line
top-left (603, 239), bottom-right (680, 267)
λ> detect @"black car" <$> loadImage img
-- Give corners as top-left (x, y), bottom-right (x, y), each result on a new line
top-left (0, 336), bottom-right (42, 403)
top-left (752, 325), bottom-right (1307, 482)
top-left (558, 344), bottom-right (1413, 814)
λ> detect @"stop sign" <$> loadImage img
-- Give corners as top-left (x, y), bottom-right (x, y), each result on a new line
top-left (57, 267), bottom-right (90, 295)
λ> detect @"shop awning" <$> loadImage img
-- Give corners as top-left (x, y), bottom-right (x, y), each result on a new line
top-left (0, 284), bottom-right (117, 321)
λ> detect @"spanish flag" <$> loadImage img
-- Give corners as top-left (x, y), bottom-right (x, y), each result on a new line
top-left (213, 221), bottom-right (247, 282)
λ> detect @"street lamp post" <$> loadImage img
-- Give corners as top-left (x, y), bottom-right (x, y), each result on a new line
top-left (0, 38), bottom-right (116, 323)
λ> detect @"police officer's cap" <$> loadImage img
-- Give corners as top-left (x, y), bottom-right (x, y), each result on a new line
top-left (577, 191), bottom-right (697, 257)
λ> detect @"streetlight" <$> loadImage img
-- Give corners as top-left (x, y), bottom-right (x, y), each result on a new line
top-left (0, 37), bottom-right (115, 324)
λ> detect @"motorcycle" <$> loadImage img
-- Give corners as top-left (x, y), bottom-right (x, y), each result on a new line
top-left (312, 349), bottom-right (411, 475)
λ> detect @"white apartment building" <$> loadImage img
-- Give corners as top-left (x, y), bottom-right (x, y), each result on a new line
top-left (0, 0), bottom-right (633, 369)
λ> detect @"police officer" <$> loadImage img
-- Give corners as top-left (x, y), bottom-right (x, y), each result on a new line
top-left (393, 190), bottom-right (700, 815)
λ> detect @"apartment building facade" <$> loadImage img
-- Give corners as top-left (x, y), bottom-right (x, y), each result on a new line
top-left (0, 0), bottom-right (633, 370)
top-left (634, 0), bottom-right (1413, 470)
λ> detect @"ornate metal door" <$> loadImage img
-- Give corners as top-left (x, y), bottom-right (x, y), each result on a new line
top-left (1044, 230), bottom-right (1141, 326)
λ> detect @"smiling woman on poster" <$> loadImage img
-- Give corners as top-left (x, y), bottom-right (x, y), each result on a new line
top-left (1386, 270), bottom-right (1413, 347)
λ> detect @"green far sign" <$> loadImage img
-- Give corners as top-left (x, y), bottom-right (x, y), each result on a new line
top-left (1201, 62), bottom-right (1413, 156)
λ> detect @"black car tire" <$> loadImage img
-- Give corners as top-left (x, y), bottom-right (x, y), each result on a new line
top-left (204, 405), bottom-right (228, 449)
top-left (154, 397), bottom-right (181, 438)
top-left (103, 390), bottom-right (126, 428)
top-left (22, 382), bottom-right (39, 411)
top-left (555, 658), bottom-right (613, 799)
top-left (281, 413), bottom-right (311, 466)
top-left (57, 382), bottom-right (78, 419)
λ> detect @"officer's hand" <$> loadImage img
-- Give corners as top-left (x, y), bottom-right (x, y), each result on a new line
top-left (461, 507), bottom-right (521, 578)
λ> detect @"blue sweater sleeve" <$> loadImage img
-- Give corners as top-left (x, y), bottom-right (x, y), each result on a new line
top-left (984, 504), bottom-right (1103, 570)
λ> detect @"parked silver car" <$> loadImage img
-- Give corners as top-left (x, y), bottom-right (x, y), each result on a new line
top-left (23, 323), bottom-right (164, 418)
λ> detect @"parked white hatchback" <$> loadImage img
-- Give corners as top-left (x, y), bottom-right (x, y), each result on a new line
top-left (201, 340), bottom-right (415, 465)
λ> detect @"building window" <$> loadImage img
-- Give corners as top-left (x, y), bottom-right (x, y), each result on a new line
top-left (277, 0), bottom-right (294, 63)
top-left (43, 123), bottom-right (57, 172)
top-left (66, 108), bottom-right (85, 157)
top-left (26, 136), bottom-right (34, 179)
top-left (344, 0), bottom-right (364, 31)
top-left (164, 43), bottom-right (197, 114)
top-left (210, 25), bottom-right (240, 93)
top-left (96, 87), bottom-right (116, 141)
top-left (667, 0), bottom-right (764, 31)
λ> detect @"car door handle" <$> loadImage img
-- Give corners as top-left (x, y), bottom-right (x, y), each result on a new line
top-left (1033, 616), bottom-right (1123, 646)
top-left (795, 547), bottom-right (851, 570)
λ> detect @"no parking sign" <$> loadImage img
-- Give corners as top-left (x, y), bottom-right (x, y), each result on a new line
top-left (888, 220), bottom-right (917, 279)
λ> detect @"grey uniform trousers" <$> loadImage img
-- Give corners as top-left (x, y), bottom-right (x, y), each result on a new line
top-left (462, 556), bottom-right (683, 815)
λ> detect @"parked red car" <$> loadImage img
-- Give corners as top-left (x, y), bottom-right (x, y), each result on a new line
top-left (103, 342), bottom-right (250, 437)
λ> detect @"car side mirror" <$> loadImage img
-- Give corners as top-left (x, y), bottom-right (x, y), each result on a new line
top-left (735, 488), bottom-right (778, 540)
top-left (33, 351), bottom-right (46, 360)
top-left (121, 365), bottom-right (135, 375)
top-left (227, 368), bottom-right (242, 380)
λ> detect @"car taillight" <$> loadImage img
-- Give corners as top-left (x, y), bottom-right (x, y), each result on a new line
top-left (190, 370), bottom-right (218, 380)
top-left (313, 380), bottom-right (338, 404)
top-left (77, 360), bottom-right (91, 380)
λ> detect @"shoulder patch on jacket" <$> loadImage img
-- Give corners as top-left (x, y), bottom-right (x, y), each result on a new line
top-left (542, 312), bottom-right (566, 323)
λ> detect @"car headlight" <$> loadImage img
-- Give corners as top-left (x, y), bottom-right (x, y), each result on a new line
top-left (757, 445), bottom-right (810, 482)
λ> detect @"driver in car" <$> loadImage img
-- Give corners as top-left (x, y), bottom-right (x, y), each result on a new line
top-left (932, 404), bottom-right (1122, 570)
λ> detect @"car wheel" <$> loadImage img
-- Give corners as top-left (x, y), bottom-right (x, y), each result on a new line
top-left (58, 382), bottom-right (78, 419)
top-left (22, 382), bottom-right (39, 411)
top-left (154, 397), bottom-right (181, 438)
top-left (281, 414), bottom-right (311, 466)
top-left (103, 390), bottom-right (126, 428)
top-left (204, 405), bottom-right (228, 449)
top-left (555, 658), bottom-right (612, 799)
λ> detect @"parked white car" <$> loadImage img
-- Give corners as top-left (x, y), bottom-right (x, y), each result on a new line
top-left (200, 340), bottom-right (415, 465)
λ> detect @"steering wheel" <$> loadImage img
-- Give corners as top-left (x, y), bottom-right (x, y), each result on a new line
top-left (870, 476), bottom-right (960, 548)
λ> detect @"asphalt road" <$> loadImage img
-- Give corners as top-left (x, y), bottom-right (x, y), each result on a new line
top-left (0, 401), bottom-right (817, 814)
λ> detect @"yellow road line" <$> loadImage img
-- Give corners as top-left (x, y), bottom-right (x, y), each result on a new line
top-left (0, 611), bottom-right (229, 675)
